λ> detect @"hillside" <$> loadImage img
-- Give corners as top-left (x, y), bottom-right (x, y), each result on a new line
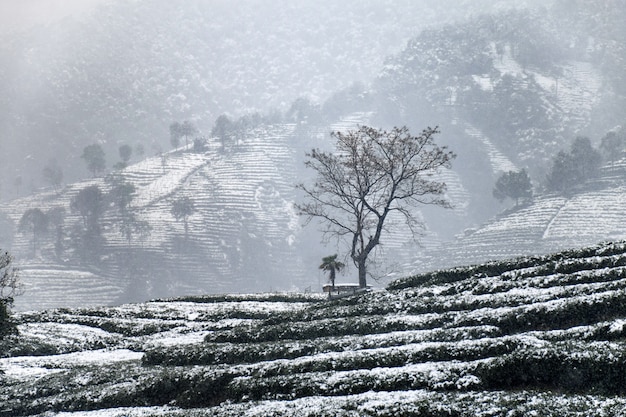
top-left (1, 0), bottom-right (533, 192)
top-left (417, 159), bottom-right (626, 273)
top-left (1, 2), bottom-right (626, 311)
top-left (3, 113), bottom-right (470, 312)
top-left (0, 122), bottom-right (310, 311)
top-left (4, 241), bottom-right (626, 415)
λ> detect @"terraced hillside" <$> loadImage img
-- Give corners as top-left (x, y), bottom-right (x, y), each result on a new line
top-left (0, 122), bottom-right (311, 311)
top-left (4, 240), bottom-right (626, 415)
top-left (417, 159), bottom-right (626, 273)
top-left (1, 112), bottom-right (473, 312)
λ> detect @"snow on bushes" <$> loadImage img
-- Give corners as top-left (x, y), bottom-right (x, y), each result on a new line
top-left (5, 241), bottom-right (626, 415)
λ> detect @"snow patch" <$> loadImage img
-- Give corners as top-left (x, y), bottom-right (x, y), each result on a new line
top-left (0, 349), bottom-right (143, 380)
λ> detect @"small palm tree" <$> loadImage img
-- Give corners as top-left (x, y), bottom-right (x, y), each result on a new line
top-left (319, 254), bottom-right (345, 291)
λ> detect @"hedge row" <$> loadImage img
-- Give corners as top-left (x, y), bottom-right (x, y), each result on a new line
top-left (144, 326), bottom-right (500, 366)
top-left (389, 241), bottom-right (626, 290)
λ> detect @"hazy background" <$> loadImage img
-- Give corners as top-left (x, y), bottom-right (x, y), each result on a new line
top-left (0, 0), bottom-right (106, 34)
top-left (2, 0), bottom-right (626, 311)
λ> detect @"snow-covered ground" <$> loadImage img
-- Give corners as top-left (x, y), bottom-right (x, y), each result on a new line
top-left (3, 243), bottom-right (626, 416)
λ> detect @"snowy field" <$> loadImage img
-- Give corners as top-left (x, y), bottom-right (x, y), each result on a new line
top-left (3, 241), bottom-right (626, 415)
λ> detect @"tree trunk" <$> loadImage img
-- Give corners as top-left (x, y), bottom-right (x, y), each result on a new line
top-left (358, 259), bottom-right (367, 288)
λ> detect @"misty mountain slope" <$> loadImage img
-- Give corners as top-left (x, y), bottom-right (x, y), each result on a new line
top-left (486, 41), bottom-right (602, 126)
top-left (0, 110), bottom-right (476, 311)
top-left (359, 5), bottom-right (625, 255)
top-left (418, 160), bottom-right (626, 272)
top-left (374, 7), bottom-right (615, 177)
top-left (0, 0), bottom-right (527, 192)
top-left (457, 119), bottom-right (518, 174)
top-left (0, 150), bottom-right (213, 311)
top-left (142, 123), bottom-right (306, 293)
top-left (7, 127), bottom-right (306, 309)
top-left (5, 241), bottom-right (626, 415)
top-left (3, 1), bottom-right (626, 311)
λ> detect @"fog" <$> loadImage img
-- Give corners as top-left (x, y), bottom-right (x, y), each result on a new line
top-left (1, 0), bottom-right (625, 310)
top-left (0, 0), bottom-right (106, 34)
top-left (0, 0), bottom-right (552, 198)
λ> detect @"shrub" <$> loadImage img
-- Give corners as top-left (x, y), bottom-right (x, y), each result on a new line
top-left (477, 342), bottom-right (626, 394)
top-left (0, 250), bottom-right (20, 339)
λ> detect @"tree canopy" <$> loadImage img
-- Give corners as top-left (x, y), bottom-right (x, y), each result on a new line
top-left (212, 114), bottom-right (234, 150)
top-left (19, 208), bottom-right (49, 256)
top-left (114, 144), bottom-right (133, 170)
top-left (546, 136), bottom-right (602, 193)
top-left (71, 185), bottom-right (105, 228)
top-left (600, 130), bottom-right (624, 165)
top-left (171, 196), bottom-right (196, 238)
top-left (493, 169), bottom-right (533, 206)
top-left (170, 120), bottom-right (198, 149)
top-left (319, 254), bottom-right (345, 290)
top-left (81, 144), bottom-right (106, 177)
top-left (108, 180), bottom-right (136, 214)
top-left (297, 125), bottom-right (455, 288)
top-left (570, 136), bottom-right (602, 181)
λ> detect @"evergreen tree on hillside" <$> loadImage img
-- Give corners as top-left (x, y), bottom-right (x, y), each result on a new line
top-left (171, 196), bottom-right (196, 239)
top-left (119, 215), bottom-right (150, 246)
top-left (81, 144), bottom-right (106, 177)
top-left (212, 114), bottom-right (233, 151)
top-left (546, 150), bottom-right (577, 193)
top-left (493, 169), bottom-right (533, 206)
top-left (70, 185), bottom-right (106, 263)
top-left (47, 206), bottom-right (66, 259)
top-left (570, 136), bottom-right (602, 182)
top-left (169, 122), bottom-right (182, 149)
top-left (193, 137), bottom-right (208, 153)
top-left (114, 144), bottom-right (133, 170)
top-left (546, 137), bottom-right (602, 193)
top-left (108, 180), bottom-right (136, 214)
top-left (600, 130), bottom-right (624, 165)
top-left (170, 121), bottom-right (198, 149)
top-left (71, 185), bottom-right (105, 228)
top-left (19, 208), bottom-right (49, 257)
top-left (14, 175), bottom-right (22, 197)
top-left (180, 120), bottom-right (198, 148)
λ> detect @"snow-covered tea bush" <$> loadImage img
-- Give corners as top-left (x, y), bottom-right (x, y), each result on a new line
top-left (5, 241), bottom-right (626, 415)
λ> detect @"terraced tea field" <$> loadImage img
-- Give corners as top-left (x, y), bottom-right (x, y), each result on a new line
top-left (4, 241), bottom-right (626, 416)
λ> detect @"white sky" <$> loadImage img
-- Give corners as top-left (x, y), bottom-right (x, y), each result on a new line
top-left (0, 0), bottom-right (107, 34)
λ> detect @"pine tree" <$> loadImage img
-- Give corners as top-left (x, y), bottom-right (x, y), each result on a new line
top-left (493, 169), bottom-right (533, 206)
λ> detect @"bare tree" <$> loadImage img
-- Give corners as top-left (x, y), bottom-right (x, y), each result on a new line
top-left (297, 125), bottom-right (455, 288)
top-left (0, 250), bottom-right (20, 338)
top-left (0, 251), bottom-right (20, 300)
